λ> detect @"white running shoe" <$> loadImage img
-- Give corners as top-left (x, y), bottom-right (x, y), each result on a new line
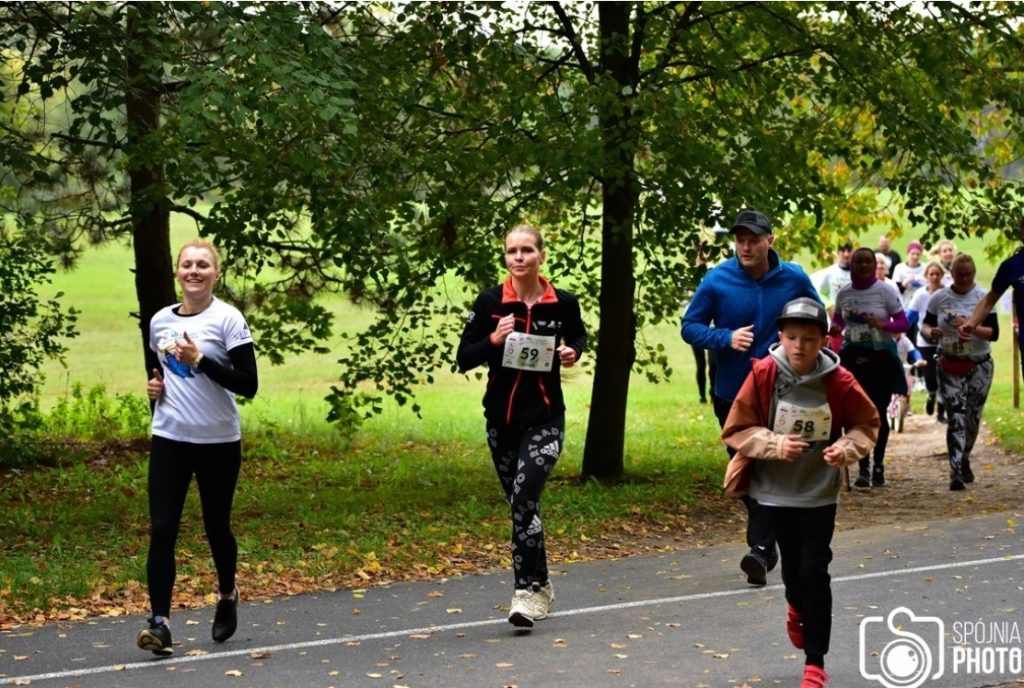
top-left (535, 581), bottom-right (555, 617)
top-left (508, 589), bottom-right (536, 628)
top-left (508, 582), bottom-right (555, 628)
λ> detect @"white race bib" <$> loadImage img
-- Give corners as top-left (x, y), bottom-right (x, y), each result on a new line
top-left (940, 309), bottom-right (974, 356)
top-left (848, 323), bottom-right (882, 345)
top-left (773, 400), bottom-right (832, 441)
top-left (502, 332), bottom-right (556, 372)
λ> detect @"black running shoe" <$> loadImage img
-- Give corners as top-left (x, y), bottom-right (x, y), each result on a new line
top-left (962, 461), bottom-right (975, 484)
top-left (949, 473), bottom-right (966, 491)
top-left (137, 617), bottom-right (173, 656)
top-left (872, 465), bottom-right (885, 487)
top-left (853, 471), bottom-right (871, 488)
top-left (740, 549), bottom-right (769, 586)
top-left (212, 588), bottom-right (239, 643)
top-left (765, 543), bottom-right (779, 573)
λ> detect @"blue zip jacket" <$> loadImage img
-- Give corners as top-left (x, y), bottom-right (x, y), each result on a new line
top-left (681, 250), bottom-right (821, 402)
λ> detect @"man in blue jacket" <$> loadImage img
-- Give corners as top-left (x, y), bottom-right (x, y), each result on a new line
top-left (682, 209), bottom-right (822, 586)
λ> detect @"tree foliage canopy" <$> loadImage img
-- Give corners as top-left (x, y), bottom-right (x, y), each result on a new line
top-left (2, 2), bottom-right (1022, 477)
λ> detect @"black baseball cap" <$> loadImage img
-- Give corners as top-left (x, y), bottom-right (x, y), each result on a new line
top-left (776, 297), bottom-right (828, 334)
top-left (730, 210), bottom-right (772, 235)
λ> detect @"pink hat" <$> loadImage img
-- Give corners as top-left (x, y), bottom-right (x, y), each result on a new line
top-left (908, 240), bottom-right (923, 252)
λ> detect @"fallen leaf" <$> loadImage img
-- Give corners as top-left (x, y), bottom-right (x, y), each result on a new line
top-left (225, 669), bottom-right (243, 677)
top-left (712, 653), bottom-right (729, 659)
top-left (366, 673), bottom-right (383, 678)
top-left (185, 619), bottom-right (200, 626)
top-left (446, 608), bottom-right (462, 614)
top-left (250, 651), bottom-right (272, 659)
top-left (614, 653), bottom-right (628, 659)
top-left (627, 633), bottom-right (642, 639)
top-left (410, 633), bottom-right (432, 640)
top-left (496, 662), bottom-right (514, 668)
top-left (185, 649), bottom-right (209, 656)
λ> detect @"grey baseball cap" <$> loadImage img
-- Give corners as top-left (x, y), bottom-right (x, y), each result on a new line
top-left (776, 297), bottom-right (828, 334)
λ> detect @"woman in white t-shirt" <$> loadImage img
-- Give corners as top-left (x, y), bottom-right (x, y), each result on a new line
top-left (907, 261), bottom-right (947, 420)
top-left (830, 247), bottom-right (909, 488)
top-left (921, 253), bottom-right (999, 491)
top-left (892, 240), bottom-right (927, 308)
top-left (136, 239), bottom-right (258, 657)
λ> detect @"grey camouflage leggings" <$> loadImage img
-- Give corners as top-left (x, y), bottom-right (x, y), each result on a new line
top-left (486, 417), bottom-right (564, 589)
top-left (937, 358), bottom-right (993, 475)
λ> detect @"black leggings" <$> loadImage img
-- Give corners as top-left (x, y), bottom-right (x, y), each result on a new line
top-left (147, 436), bottom-right (241, 617)
top-left (486, 417), bottom-right (564, 590)
top-left (840, 346), bottom-right (900, 471)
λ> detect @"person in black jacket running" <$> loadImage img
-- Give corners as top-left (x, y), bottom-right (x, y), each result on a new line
top-left (457, 223), bottom-right (587, 629)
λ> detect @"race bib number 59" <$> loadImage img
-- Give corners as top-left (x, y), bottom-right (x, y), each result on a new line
top-left (502, 332), bottom-right (556, 372)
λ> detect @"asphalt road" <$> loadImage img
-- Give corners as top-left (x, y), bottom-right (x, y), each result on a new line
top-left (1, 511), bottom-right (1022, 688)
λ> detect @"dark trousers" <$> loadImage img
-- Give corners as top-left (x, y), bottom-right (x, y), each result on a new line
top-left (919, 345), bottom-right (939, 396)
top-left (147, 436), bottom-right (241, 617)
top-left (839, 347), bottom-right (897, 473)
top-left (767, 503), bottom-right (837, 658)
top-left (486, 417), bottom-right (564, 589)
top-left (713, 395), bottom-right (774, 553)
top-left (692, 346), bottom-right (717, 402)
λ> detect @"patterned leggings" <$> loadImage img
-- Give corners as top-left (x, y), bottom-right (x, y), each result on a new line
top-left (937, 358), bottom-right (994, 475)
top-left (486, 417), bottom-right (564, 590)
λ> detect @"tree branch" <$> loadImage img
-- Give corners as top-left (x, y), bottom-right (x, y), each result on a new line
top-left (547, 1), bottom-right (596, 83)
top-left (169, 203), bottom-right (208, 225)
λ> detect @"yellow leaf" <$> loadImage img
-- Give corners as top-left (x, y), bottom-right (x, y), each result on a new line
top-left (366, 672), bottom-right (383, 678)
top-left (225, 669), bottom-right (243, 677)
top-left (496, 662), bottom-right (514, 668)
top-left (446, 608), bottom-right (462, 614)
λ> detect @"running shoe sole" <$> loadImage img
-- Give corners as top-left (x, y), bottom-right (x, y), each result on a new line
top-left (136, 629), bottom-right (173, 656)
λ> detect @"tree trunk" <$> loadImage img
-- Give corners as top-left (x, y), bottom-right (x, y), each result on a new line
top-left (125, 3), bottom-right (175, 380)
top-left (582, 2), bottom-right (638, 482)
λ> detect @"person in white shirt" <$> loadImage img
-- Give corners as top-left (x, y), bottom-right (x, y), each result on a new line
top-left (907, 262), bottom-right (949, 421)
top-left (921, 253), bottom-right (999, 491)
top-left (892, 240), bottom-right (927, 307)
top-left (136, 239), bottom-right (258, 656)
top-left (830, 247), bottom-right (910, 488)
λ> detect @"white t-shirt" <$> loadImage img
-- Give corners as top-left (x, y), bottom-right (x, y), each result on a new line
top-left (149, 298), bottom-right (254, 443)
top-left (834, 280), bottom-right (903, 349)
top-left (925, 285), bottom-right (991, 361)
top-left (812, 263), bottom-right (851, 308)
top-left (908, 287), bottom-right (939, 348)
top-left (892, 262), bottom-right (926, 306)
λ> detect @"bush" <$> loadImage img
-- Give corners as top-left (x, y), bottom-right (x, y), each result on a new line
top-left (0, 227), bottom-right (79, 464)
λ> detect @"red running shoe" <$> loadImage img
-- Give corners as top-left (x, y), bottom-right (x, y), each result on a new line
top-left (801, 664), bottom-right (829, 688)
top-left (787, 604), bottom-right (805, 649)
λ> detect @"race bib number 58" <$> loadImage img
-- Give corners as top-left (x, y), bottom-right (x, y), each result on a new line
top-left (502, 332), bottom-right (556, 372)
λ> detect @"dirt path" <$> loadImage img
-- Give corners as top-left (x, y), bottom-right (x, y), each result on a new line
top-left (835, 409), bottom-right (1024, 528)
top-left (662, 406), bottom-right (1024, 551)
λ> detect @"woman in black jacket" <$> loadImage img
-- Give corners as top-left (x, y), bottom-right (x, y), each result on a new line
top-left (457, 223), bottom-right (587, 629)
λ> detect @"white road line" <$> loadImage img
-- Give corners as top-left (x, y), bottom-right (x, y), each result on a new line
top-left (2, 552), bottom-right (1021, 685)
